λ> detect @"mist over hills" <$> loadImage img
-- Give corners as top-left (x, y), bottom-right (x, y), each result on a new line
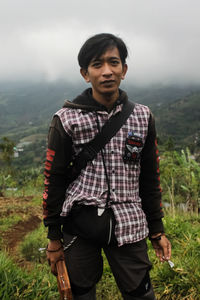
top-left (0, 81), bottom-right (82, 136)
top-left (0, 80), bottom-right (200, 167)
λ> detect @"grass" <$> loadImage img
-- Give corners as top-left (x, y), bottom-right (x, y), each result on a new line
top-left (18, 213), bottom-right (200, 300)
top-left (20, 134), bottom-right (46, 144)
top-left (0, 215), bottom-right (22, 232)
top-left (148, 214), bottom-right (200, 300)
top-left (4, 185), bottom-right (43, 199)
top-left (0, 189), bottom-right (200, 299)
top-left (96, 252), bottom-right (122, 300)
top-left (0, 252), bottom-right (58, 300)
top-left (20, 224), bottom-right (47, 262)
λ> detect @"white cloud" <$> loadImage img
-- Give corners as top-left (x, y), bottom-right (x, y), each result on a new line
top-left (0, 0), bottom-right (200, 85)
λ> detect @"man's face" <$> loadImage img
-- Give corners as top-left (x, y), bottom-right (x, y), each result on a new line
top-left (81, 47), bottom-right (127, 101)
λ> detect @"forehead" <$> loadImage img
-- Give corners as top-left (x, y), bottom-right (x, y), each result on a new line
top-left (92, 47), bottom-right (121, 62)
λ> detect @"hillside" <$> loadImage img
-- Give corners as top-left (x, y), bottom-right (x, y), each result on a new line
top-left (0, 81), bottom-right (200, 167)
top-left (0, 81), bottom-right (85, 139)
top-left (154, 92), bottom-right (200, 149)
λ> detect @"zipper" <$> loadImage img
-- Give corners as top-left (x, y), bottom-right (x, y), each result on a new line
top-left (107, 216), bottom-right (112, 245)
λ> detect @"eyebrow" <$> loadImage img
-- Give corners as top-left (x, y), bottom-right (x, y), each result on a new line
top-left (91, 56), bottom-right (120, 62)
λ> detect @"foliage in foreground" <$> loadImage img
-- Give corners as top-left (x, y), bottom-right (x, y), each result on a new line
top-left (0, 252), bottom-right (58, 300)
top-left (149, 214), bottom-right (200, 300)
top-left (1, 213), bottom-right (200, 300)
top-left (160, 148), bottom-right (200, 213)
top-left (20, 224), bottom-right (47, 262)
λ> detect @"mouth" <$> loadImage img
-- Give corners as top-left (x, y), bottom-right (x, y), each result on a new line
top-left (100, 80), bottom-right (115, 86)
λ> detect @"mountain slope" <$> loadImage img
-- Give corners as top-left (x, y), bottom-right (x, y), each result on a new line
top-left (154, 92), bottom-right (200, 147)
top-left (0, 81), bottom-right (200, 167)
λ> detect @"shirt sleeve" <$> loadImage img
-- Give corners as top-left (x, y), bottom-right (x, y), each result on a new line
top-left (42, 115), bottom-right (72, 240)
top-left (139, 112), bottom-right (164, 235)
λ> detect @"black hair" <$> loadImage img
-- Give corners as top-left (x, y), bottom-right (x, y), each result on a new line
top-left (78, 33), bottom-right (128, 70)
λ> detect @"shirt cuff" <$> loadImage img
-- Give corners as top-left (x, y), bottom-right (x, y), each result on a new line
top-left (148, 218), bottom-right (164, 236)
top-left (47, 225), bottom-right (63, 240)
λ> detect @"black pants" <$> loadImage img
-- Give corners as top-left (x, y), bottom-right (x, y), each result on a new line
top-left (63, 232), bottom-right (155, 299)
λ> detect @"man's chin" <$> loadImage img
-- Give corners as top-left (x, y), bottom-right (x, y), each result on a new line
top-left (100, 87), bottom-right (118, 96)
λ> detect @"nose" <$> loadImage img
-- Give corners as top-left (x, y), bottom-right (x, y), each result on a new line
top-left (102, 63), bottom-right (113, 77)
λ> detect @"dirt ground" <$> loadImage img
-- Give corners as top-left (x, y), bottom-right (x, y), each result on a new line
top-left (0, 196), bottom-right (42, 260)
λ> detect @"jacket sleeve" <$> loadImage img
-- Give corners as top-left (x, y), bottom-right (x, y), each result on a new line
top-left (139, 113), bottom-right (164, 236)
top-left (42, 115), bottom-right (72, 240)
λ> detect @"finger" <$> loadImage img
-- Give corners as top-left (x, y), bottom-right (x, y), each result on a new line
top-left (163, 241), bottom-right (171, 260)
top-left (158, 248), bottom-right (165, 262)
top-left (159, 238), bottom-right (171, 261)
top-left (167, 240), bottom-right (172, 258)
top-left (154, 245), bottom-right (164, 262)
top-left (50, 261), bottom-right (58, 276)
top-left (152, 242), bottom-right (164, 261)
top-left (153, 247), bottom-right (161, 259)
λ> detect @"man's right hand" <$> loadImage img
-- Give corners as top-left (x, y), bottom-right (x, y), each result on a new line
top-left (46, 240), bottom-right (65, 276)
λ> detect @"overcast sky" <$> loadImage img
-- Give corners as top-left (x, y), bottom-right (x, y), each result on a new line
top-left (0, 0), bottom-right (200, 86)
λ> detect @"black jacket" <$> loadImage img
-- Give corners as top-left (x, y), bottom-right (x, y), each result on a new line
top-left (43, 88), bottom-right (164, 240)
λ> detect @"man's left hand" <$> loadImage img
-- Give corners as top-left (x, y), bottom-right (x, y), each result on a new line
top-left (150, 234), bottom-right (171, 262)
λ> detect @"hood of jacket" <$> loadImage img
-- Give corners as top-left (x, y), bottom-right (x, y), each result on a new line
top-left (63, 88), bottom-right (128, 112)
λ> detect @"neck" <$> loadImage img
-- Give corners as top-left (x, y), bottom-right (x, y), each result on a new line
top-left (92, 90), bottom-right (119, 110)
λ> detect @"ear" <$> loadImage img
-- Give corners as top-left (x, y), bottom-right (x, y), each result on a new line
top-left (121, 64), bottom-right (128, 80)
top-left (80, 68), bottom-right (90, 83)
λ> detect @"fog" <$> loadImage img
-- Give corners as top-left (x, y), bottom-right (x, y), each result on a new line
top-left (0, 0), bottom-right (200, 86)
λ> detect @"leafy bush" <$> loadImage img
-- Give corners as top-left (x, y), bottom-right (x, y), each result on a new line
top-left (160, 148), bottom-right (200, 213)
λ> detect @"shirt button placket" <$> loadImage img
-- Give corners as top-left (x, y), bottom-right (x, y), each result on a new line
top-left (110, 141), bottom-right (116, 194)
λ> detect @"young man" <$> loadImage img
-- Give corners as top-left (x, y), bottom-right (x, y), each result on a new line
top-left (43, 33), bottom-right (171, 300)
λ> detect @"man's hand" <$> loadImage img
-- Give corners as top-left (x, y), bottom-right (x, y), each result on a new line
top-left (46, 240), bottom-right (65, 276)
top-left (150, 234), bottom-right (171, 262)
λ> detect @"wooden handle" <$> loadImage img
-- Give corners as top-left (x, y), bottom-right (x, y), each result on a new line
top-left (56, 260), bottom-right (72, 300)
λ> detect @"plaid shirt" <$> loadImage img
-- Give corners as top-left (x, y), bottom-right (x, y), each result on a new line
top-left (55, 99), bottom-right (150, 246)
top-left (43, 89), bottom-right (163, 245)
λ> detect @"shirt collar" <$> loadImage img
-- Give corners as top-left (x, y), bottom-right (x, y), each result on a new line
top-left (72, 88), bottom-right (128, 112)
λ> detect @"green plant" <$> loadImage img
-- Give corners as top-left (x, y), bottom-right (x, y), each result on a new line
top-left (0, 215), bottom-right (22, 232)
top-left (0, 137), bottom-right (15, 166)
top-left (160, 148), bottom-right (200, 213)
top-left (20, 224), bottom-right (47, 262)
top-left (96, 252), bottom-right (122, 299)
top-left (0, 252), bottom-right (58, 300)
top-left (148, 214), bottom-right (200, 299)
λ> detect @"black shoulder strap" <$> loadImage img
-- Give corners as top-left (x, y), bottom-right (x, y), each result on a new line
top-left (70, 100), bottom-right (134, 179)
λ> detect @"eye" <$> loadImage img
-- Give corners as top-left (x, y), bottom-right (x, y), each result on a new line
top-left (111, 60), bottom-right (120, 66)
top-left (91, 61), bottom-right (101, 68)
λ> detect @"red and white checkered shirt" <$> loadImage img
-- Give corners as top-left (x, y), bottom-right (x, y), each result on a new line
top-left (55, 101), bottom-right (150, 246)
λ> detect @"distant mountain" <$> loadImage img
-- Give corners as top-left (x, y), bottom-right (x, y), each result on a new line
top-left (0, 80), bottom-right (86, 140)
top-left (124, 83), bottom-right (199, 108)
top-left (153, 92), bottom-right (200, 148)
top-left (0, 80), bottom-right (200, 167)
top-left (124, 84), bottom-right (200, 150)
